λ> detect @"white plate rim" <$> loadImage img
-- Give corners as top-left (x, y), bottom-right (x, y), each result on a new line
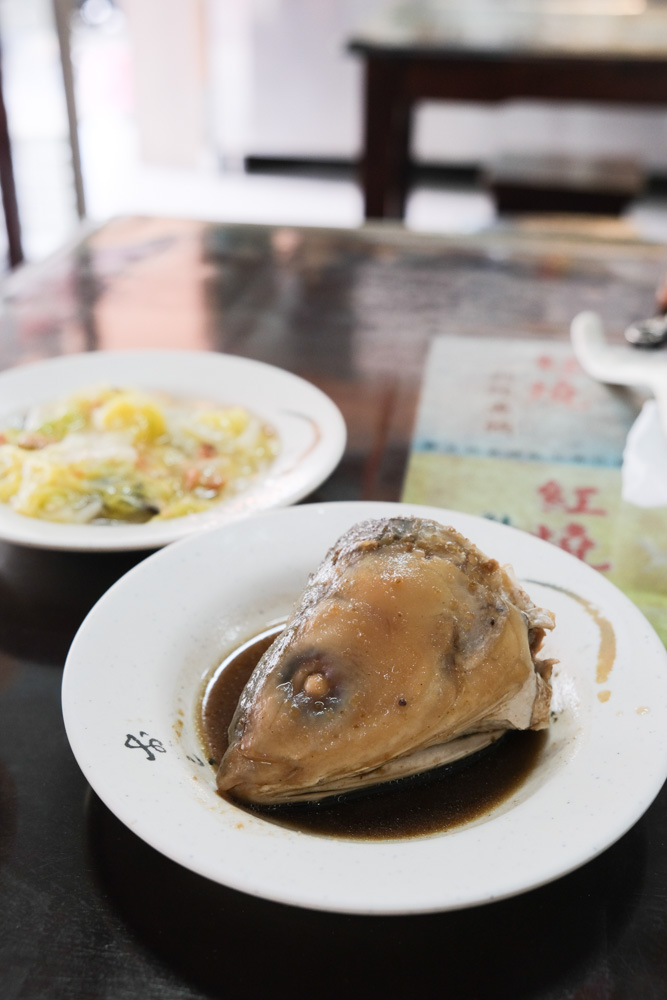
top-left (0, 350), bottom-right (346, 551)
top-left (61, 501), bottom-right (667, 914)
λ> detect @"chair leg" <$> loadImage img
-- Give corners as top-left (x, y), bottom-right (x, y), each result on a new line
top-left (0, 47), bottom-right (22, 268)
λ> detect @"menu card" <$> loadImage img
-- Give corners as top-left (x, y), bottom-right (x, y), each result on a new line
top-left (402, 335), bottom-right (667, 645)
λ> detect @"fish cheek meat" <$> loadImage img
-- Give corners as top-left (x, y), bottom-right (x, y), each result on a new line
top-left (216, 517), bottom-right (554, 804)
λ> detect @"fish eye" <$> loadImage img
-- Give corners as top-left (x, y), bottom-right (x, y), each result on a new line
top-left (278, 649), bottom-right (343, 710)
top-left (303, 672), bottom-right (329, 698)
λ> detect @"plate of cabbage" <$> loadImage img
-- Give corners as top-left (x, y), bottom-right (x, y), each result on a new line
top-left (0, 350), bottom-right (346, 550)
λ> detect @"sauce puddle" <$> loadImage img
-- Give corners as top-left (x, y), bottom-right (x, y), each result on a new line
top-left (198, 625), bottom-right (547, 841)
top-left (526, 581), bottom-right (617, 688)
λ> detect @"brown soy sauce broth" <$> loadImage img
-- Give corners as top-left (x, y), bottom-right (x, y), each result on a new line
top-left (198, 626), bottom-right (547, 841)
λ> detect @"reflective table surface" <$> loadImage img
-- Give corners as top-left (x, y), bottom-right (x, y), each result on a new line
top-left (1, 216), bottom-right (666, 999)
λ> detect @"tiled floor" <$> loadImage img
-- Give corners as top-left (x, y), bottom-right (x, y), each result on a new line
top-left (12, 132), bottom-right (667, 267)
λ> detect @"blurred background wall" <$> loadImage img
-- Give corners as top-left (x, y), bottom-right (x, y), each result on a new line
top-left (2, 0), bottom-right (667, 262)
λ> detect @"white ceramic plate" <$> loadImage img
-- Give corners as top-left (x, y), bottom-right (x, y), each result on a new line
top-left (0, 351), bottom-right (346, 550)
top-left (62, 501), bottom-right (667, 915)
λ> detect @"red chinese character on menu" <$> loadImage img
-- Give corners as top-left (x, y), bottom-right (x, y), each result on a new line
top-left (535, 353), bottom-right (579, 374)
top-left (538, 480), bottom-right (565, 508)
top-left (568, 487), bottom-right (606, 516)
top-left (551, 380), bottom-right (576, 404)
top-left (536, 522), bottom-right (611, 572)
top-left (485, 420), bottom-right (514, 433)
top-left (530, 351), bottom-right (583, 407)
top-left (487, 373), bottom-right (513, 396)
top-left (537, 480), bottom-right (606, 516)
top-left (529, 379), bottom-right (577, 405)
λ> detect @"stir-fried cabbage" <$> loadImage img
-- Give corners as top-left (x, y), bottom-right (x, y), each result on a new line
top-left (0, 385), bottom-right (279, 524)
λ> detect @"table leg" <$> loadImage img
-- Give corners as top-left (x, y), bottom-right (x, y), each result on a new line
top-left (361, 57), bottom-right (412, 220)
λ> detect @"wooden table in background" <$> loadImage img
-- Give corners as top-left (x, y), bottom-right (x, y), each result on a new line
top-left (349, 3), bottom-right (667, 219)
top-left (1, 216), bottom-right (667, 999)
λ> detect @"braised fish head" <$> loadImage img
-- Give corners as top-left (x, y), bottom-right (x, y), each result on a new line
top-left (216, 517), bottom-right (555, 804)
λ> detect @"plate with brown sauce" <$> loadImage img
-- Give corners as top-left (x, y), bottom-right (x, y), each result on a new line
top-left (62, 501), bottom-right (667, 914)
top-left (0, 350), bottom-right (346, 551)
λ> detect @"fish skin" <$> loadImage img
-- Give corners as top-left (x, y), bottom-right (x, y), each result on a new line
top-left (217, 517), bottom-right (555, 804)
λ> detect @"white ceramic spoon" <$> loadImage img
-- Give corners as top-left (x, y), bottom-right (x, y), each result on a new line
top-left (570, 310), bottom-right (667, 438)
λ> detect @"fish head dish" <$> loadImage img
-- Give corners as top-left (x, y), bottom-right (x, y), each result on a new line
top-left (61, 501), bottom-right (667, 913)
top-left (217, 516), bottom-right (556, 804)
